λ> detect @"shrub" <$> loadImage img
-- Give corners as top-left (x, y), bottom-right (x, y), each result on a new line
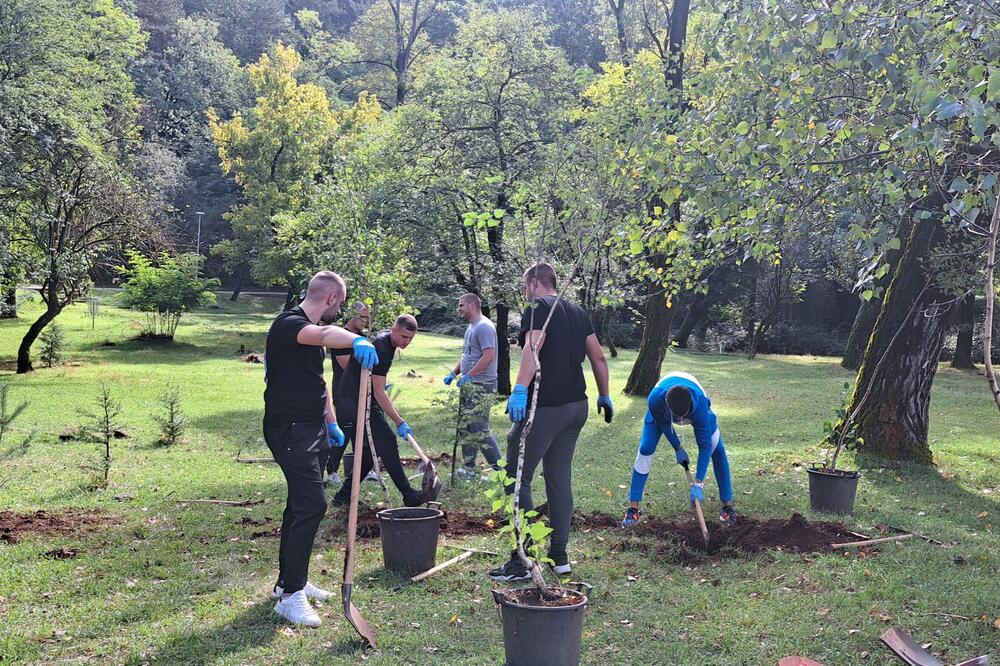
top-left (118, 251), bottom-right (219, 339)
top-left (154, 384), bottom-right (185, 446)
top-left (38, 323), bottom-right (65, 367)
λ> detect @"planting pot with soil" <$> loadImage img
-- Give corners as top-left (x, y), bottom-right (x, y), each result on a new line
top-left (492, 582), bottom-right (592, 666)
top-left (810, 383), bottom-right (861, 514)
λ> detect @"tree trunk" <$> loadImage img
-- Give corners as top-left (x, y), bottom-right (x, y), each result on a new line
top-left (624, 289), bottom-right (675, 395)
top-left (495, 301), bottom-right (511, 395)
top-left (283, 284), bottom-right (298, 311)
top-left (228, 270), bottom-right (245, 302)
top-left (16, 305), bottom-right (61, 373)
top-left (842, 297), bottom-right (879, 370)
top-left (843, 207), bottom-right (959, 464)
top-left (0, 287), bottom-right (15, 319)
top-left (674, 292), bottom-right (709, 348)
top-left (600, 308), bottom-right (618, 358)
top-left (951, 293), bottom-right (976, 370)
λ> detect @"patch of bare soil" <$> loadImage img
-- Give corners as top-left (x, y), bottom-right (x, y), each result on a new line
top-left (326, 508), bottom-right (501, 540)
top-left (0, 509), bottom-right (119, 544)
top-left (608, 512), bottom-right (854, 565)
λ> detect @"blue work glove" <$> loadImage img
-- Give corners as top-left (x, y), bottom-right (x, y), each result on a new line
top-left (327, 422), bottom-right (345, 447)
top-left (443, 372), bottom-right (456, 385)
top-left (689, 483), bottom-right (704, 504)
top-left (351, 336), bottom-right (378, 369)
top-left (507, 384), bottom-right (528, 422)
top-left (675, 447), bottom-right (690, 467)
top-left (457, 374), bottom-right (471, 387)
top-left (596, 395), bottom-right (614, 423)
top-left (397, 422), bottom-right (413, 440)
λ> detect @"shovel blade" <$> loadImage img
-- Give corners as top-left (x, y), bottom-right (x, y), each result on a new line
top-left (422, 461), bottom-right (441, 502)
top-left (342, 584), bottom-right (377, 648)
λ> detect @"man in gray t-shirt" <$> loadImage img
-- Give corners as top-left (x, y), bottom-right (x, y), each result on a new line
top-left (444, 293), bottom-right (502, 476)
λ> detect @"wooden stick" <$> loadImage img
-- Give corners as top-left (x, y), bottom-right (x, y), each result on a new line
top-left (175, 498), bottom-right (263, 506)
top-left (410, 550), bottom-right (474, 583)
top-left (441, 543), bottom-right (499, 556)
top-left (236, 457), bottom-right (274, 464)
top-left (831, 533), bottom-right (913, 549)
top-left (883, 524), bottom-right (943, 546)
top-left (683, 466), bottom-right (710, 548)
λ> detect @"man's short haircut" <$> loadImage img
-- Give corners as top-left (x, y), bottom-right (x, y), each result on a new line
top-left (523, 262), bottom-right (557, 290)
top-left (459, 293), bottom-right (482, 309)
top-left (394, 313), bottom-right (418, 331)
top-left (349, 301), bottom-right (370, 319)
top-left (306, 271), bottom-right (345, 299)
top-left (666, 386), bottom-right (693, 418)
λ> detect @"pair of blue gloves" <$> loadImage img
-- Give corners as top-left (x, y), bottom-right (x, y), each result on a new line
top-left (505, 385), bottom-right (615, 423)
top-left (324, 337), bottom-right (382, 448)
top-left (328, 420), bottom-right (413, 447)
top-left (443, 372), bottom-right (471, 387)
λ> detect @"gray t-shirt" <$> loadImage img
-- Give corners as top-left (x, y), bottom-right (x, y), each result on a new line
top-left (461, 316), bottom-right (498, 384)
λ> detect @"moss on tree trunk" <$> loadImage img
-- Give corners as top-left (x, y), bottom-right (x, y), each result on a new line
top-left (843, 208), bottom-right (960, 464)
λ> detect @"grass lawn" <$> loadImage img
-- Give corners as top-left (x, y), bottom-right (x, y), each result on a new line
top-left (1, 293), bottom-right (997, 665)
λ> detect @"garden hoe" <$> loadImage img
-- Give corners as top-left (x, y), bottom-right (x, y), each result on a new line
top-left (342, 368), bottom-right (377, 648)
top-left (682, 460), bottom-right (710, 549)
top-left (405, 433), bottom-right (442, 502)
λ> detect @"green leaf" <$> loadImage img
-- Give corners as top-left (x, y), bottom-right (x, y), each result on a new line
top-left (820, 30), bottom-right (838, 50)
top-left (886, 237), bottom-right (901, 251)
top-left (629, 240), bottom-right (644, 255)
top-left (492, 209), bottom-right (506, 219)
top-left (861, 289), bottom-right (874, 301)
top-left (736, 120), bottom-right (750, 135)
top-left (988, 67), bottom-right (1000, 102)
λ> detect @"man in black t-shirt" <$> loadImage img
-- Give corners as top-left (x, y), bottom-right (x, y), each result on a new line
top-left (332, 313), bottom-right (431, 507)
top-left (262, 271), bottom-right (378, 628)
top-left (325, 302), bottom-right (371, 485)
top-left (488, 262), bottom-right (614, 582)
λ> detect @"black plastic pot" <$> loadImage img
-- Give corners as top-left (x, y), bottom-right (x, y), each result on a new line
top-left (377, 505), bottom-right (443, 572)
top-left (492, 582), bottom-right (592, 666)
top-left (807, 465), bottom-right (860, 514)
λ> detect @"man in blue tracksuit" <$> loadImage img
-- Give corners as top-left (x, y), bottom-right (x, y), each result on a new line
top-left (622, 371), bottom-right (738, 527)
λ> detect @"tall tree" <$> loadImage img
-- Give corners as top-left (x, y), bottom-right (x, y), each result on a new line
top-left (208, 43), bottom-right (338, 303)
top-left (0, 0), bottom-right (147, 372)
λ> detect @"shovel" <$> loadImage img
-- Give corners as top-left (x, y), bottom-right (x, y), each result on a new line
top-left (342, 367), bottom-right (377, 648)
top-left (682, 460), bottom-right (710, 549)
top-left (405, 433), bottom-right (442, 502)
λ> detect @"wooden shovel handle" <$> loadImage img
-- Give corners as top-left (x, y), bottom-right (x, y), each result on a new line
top-left (405, 433), bottom-right (431, 464)
top-left (343, 368), bottom-right (371, 587)
top-left (684, 467), bottom-right (711, 547)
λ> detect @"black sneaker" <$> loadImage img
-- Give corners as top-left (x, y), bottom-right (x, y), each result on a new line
top-left (402, 489), bottom-right (426, 507)
top-left (488, 558), bottom-right (531, 582)
top-left (720, 505), bottom-right (739, 527)
top-left (330, 493), bottom-right (348, 507)
top-left (548, 550), bottom-right (571, 576)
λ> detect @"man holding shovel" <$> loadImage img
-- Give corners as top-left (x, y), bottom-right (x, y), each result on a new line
top-left (621, 371), bottom-right (738, 528)
top-left (262, 271), bottom-right (379, 628)
top-left (332, 314), bottom-right (436, 508)
top-left (443, 292), bottom-right (502, 479)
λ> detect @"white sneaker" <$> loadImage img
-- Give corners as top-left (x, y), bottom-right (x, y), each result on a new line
top-left (364, 470), bottom-right (381, 482)
top-left (325, 472), bottom-right (342, 486)
top-left (274, 590), bottom-right (321, 627)
top-left (272, 581), bottom-right (333, 603)
top-left (456, 467), bottom-right (479, 481)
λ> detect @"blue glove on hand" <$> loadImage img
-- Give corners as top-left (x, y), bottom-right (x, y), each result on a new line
top-left (675, 447), bottom-right (690, 467)
top-left (397, 422), bottom-right (413, 440)
top-left (351, 337), bottom-right (378, 369)
top-left (507, 384), bottom-right (528, 422)
top-left (443, 372), bottom-right (455, 385)
top-left (596, 395), bottom-right (614, 423)
top-left (327, 422), bottom-right (345, 447)
top-left (457, 374), bottom-right (471, 387)
top-left (690, 483), bottom-right (704, 504)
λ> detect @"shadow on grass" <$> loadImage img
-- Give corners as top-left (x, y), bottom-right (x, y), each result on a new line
top-left (857, 456), bottom-right (998, 534)
top-left (122, 602), bottom-right (278, 666)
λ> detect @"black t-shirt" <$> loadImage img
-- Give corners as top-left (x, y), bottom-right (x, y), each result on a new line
top-left (263, 306), bottom-right (327, 423)
top-left (518, 296), bottom-right (594, 408)
top-left (329, 347), bottom-right (353, 400)
top-left (336, 330), bottom-right (395, 409)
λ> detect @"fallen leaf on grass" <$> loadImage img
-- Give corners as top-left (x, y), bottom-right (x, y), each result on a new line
top-left (278, 626), bottom-right (297, 637)
top-left (449, 614), bottom-right (462, 625)
top-left (994, 618), bottom-right (1000, 631)
top-left (977, 511), bottom-right (989, 518)
top-left (627, 575), bottom-right (638, 581)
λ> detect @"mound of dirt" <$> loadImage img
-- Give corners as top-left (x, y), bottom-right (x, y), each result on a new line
top-left (609, 512), bottom-right (854, 565)
top-left (0, 509), bottom-right (119, 544)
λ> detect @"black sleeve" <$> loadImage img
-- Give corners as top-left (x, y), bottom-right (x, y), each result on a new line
top-left (329, 347), bottom-right (353, 358)
top-left (580, 306), bottom-right (595, 337)
top-left (371, 337), bottom-right (394, 377)
top-left (272, 313), bottom-right (309, 347)
top-left (517, 300), bottom-right (550, 347)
